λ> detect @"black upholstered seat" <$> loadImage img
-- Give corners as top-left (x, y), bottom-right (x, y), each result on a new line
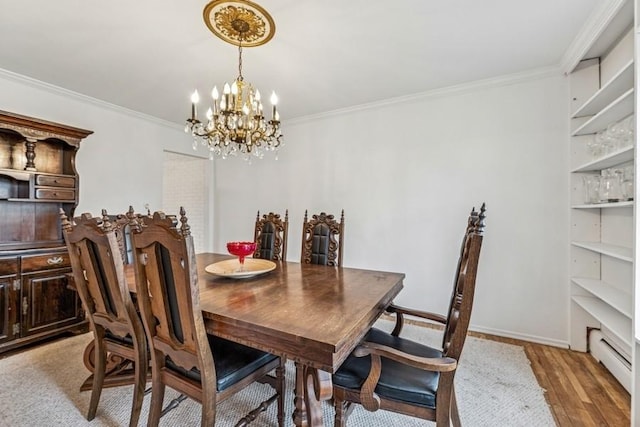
top-left (333, 327), bottom-right (441, 408)
top-left (166, 335), bottom-right (279, 392)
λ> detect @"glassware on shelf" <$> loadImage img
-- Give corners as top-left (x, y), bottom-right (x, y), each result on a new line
top-left (599, 169), bottom-right (623, 203)
top-left (586, 114), bottom-right (635, 160)
top-left (582, 174), bottom-right (601, 204)
top-left (621, 165), bottom-right (634, 201)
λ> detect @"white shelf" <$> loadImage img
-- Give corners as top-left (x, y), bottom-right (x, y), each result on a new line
top-left (572, 277), bottom-right (632, 318)
top-left (571, 145), bottom-right (634, 172)
top-left (571, 241), bottom-right (633, 262)
top-left (572, 295), bottom-right (632, 347)
top-left (572, 200), bottom-right (634, 209)
top-left (571, 88), bottom-right (634, 136)
top-left (572, 60), bottom-right (634, 118)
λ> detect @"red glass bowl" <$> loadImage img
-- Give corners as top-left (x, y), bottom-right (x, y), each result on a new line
top-left (227, 241), bottom-right (257, 258)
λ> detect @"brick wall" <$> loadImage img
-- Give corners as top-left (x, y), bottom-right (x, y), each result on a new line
top-left (162, 152), bottom-right (209, 253)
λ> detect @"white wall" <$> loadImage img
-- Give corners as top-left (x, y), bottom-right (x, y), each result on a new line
top-left (1, 67), bottom-right (571, 346)
top-left (0, 70), bottom-right (210, 234)
top-left (212, 71), bottom-right (570, 346)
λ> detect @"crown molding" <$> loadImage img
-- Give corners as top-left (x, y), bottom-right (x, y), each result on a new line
top-left (0, 67), bottom-right (182, 130)
top-left (560, 0), bottom-right (629, 75)
top-left (288, 65), bottom-right (561, 125)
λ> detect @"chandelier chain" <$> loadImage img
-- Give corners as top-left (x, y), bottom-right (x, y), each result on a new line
top-left (237, 35), bottom-right (244, 81)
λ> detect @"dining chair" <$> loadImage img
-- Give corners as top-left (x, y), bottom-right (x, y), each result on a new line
top-left (60, 209), bottom-right (148, 427)
top-left (300, 210), bottom-right (345, 266)
top-left (332, 203), bottom-right (486, 427)
top-left (128, 207), bottom-right (285, 427)
top-left (254, 210), bottom-right (289, 261)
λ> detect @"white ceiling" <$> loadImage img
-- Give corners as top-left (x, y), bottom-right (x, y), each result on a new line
top-left (0, 0), bottom-right (600, 124)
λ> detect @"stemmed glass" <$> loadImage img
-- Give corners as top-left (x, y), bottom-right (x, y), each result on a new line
top-left (227, 241), bottom-right (257, 272)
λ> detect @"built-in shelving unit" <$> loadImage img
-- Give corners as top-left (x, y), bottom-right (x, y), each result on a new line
top-left (567, 0), bottom-right (635, 399)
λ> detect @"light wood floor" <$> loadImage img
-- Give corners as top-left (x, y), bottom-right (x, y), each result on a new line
top-left (473, 331), bottom-right (631, 426)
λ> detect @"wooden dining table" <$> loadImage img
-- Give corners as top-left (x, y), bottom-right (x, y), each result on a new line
top-left (86, 252), bottom-right (405, 426)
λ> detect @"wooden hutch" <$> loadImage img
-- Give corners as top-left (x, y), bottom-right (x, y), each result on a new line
top-left (0, 110), bottom-right (92, 354)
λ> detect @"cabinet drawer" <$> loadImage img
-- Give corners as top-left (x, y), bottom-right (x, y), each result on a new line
top-left (36, 175), bottom-right (75, 188)
top-left (35, 188), bottom-right (75, 201)
top-left (0, 257), bottom-right (18, 276)
top-left (21, 253), bottom-right (70, 273)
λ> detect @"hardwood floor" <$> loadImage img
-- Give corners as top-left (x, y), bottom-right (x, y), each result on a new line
top-left (472, 331), bottom-right (631, 426)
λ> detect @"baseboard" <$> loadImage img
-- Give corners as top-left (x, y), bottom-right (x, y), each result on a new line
top-left (379, 314), bottom-right (570, 349)
top-left (468, 325), bottom-right (569, 349)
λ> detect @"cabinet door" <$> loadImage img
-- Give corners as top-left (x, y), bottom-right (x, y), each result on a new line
top-left (21, 268), bottom-right (82, 336)
top-left (0, 275), bottom-right (18, 343)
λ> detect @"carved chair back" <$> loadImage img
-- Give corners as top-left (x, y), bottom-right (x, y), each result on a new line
top-left (103, 205), bottom-right (139, 265)
top-left (441, 203), bottom-right (486, 361)
top-left (301, 210), bottom-right (345, 266)
top-left (254, 210), bottom-right (289, 261)
top-left (61, 210), bottom-right (143, 345)
top-left (128, 208), bottom-right (212, 387)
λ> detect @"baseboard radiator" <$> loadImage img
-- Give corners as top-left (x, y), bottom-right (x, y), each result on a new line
top-left (588, 329), bottom-right (631, 393)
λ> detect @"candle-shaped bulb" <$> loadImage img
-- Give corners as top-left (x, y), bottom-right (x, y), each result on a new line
top-left (255, 90), bottom-right (261, 102)
top-left (242, 103), bottom-right (250, 115)
top-left (231, 81), bottom-right (238, 95)
top-left (206, 108), bottom-right (213, 121)
top-left (222, 83), bottom-right (231, 111)
top-left (211, 87), bottom-right (219, 114)
top-left (270, 91), bottom-right (278, 120)
top-left (190, 90), bottom-right (200, 120)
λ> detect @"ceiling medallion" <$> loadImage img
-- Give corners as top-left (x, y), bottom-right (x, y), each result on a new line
top-left (203, 0), bottom-right (275, 47)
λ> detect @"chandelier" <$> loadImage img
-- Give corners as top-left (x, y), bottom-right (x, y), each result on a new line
top-left (185, 0), bottom-right (282, 160)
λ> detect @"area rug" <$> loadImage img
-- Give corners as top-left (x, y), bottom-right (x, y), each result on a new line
top-left (0, 320), bottom-right (556, 426)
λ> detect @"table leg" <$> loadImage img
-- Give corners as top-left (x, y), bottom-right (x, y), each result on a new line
top-left (293, 363), bottom-right (332, 427)
top-left (293, 362), bottom-right (308, 427)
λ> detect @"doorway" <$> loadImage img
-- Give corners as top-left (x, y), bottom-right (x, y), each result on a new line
top-left (162, 151), bottom-right (213, 253)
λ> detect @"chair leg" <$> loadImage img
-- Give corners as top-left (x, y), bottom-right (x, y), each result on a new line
top-left (147, 375), bottom-right (166, 427)
top-left (276, 360), bottom-right (286, 427)
top-left (87, 337), bottom-right (106, 421)
top-left (200, 384), bottom-right (216, 427)
top-left (451, 385), bottom-right (461, 427)
top-left (128, 343), bottom-right (147, 427)
top-left (333, 396), bottom-right (347, 427)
